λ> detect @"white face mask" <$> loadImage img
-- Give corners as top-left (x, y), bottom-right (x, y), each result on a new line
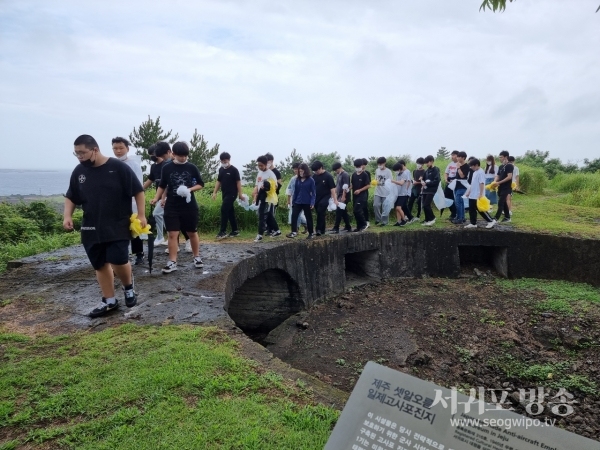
top-left (173, 157), bottom-right (187, 164)
top-left (356, 168), bottom-right (363, 174)
top-left (118, 155), bottom-right (128, 161)
top-left (221, 163), bottom-right (230, 169)
top-left (417, 164), bottom-right (423, 169)
top-left (378, 165), bottom-right (385, 170)
top-left (267, 162), bottom-right (272, 169)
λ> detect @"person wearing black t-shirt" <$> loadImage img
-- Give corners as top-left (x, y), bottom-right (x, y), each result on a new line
top-left (351, 159), bottom-right (370, 231)
top-left (143, 142), bottom-right (172, 245)
top-left (151, 142), bottom-right (205, 274)
top-left (311, 161), bottom-right (337, 236)
top-left (212, 152), bottom-right (244, 239)
top-left (453, 151), bottom-right (470, 225)
top-left (361, 158), bottom-right (371, 227)
top-left (408, 157), bottom-right (425, 221)
top-left (64, 134), bottom-right (145, 318)
top-left (420, 155), bottom-right (441, 226)
top-left (493, 150), bottom-right (514, 223)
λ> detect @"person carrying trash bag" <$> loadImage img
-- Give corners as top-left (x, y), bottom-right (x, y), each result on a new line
top-left (420, 155), bottom-right (441, 226)
top-left (464, 158), bottom-right (496, 229)
top-left (287, 163), bottom-right (316, 239)
top-left (329, 162), bottom-right (352, 234)
top-left (251, 155), bottom-right (280, 242)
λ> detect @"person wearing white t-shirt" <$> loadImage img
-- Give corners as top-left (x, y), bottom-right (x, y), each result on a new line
top-left (252, 155), bottom-right (280, 242)
top-left (464, 158), bottom-right (496, 229)
top-left (373, 157), bottom-right (393, 226)
top-left (444, 151), bottom-right (459, 220)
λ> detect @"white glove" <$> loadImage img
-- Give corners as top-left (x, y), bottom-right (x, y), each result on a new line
top-left (338, 202), bottom-right (347, 210)
top-left (342, 183), bottom-right (349, 192)
top-left (425, 179), bottom-right (431, 184)
top-left (176, 185), bottom-right (192, 203)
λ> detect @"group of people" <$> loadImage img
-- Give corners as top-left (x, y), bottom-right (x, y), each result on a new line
top-left (63, 134), bottom-right (517, 318)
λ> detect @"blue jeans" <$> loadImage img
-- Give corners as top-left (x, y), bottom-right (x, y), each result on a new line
top-left (454, 188), bottom-right (467, 221)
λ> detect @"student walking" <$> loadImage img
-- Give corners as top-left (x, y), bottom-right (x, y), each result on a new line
top-left (311, 161), bottom-right (337, 236)
top-left (64, 134), bottom-right (144, 318)
top-left (285, 163), bottom-right (308, 234)
top-left (494, 150), bottom-right (514, 223)
top-left (391, 160), bottom-right (414, 226)
top-left (444, 151), bottom-right (459, 220)
top-left (252, 155), bottom-right (280, 242)
top-left (143, 142), bottom-right (172, 246)
top-left (507, 155), bottom-right (519, 215)
top-left (212, 152), bottom-right (243, 239)
top-left (453, 151), bottom-right (470, 225)
top-left (408, 157), bottom-right (425, 221)
top-left (330, 162), bottom-right (352, 233)
top-left (351, 159), bottom-right (370, 232)
top-left (287, 163), bottom-right (316, 239)
top-left (465, 159), bottom-right (496, 229)
top-left (361, 158), bottom-right (371, 228)
top-left (265, 153), bottom-right (282, 234)
top-left (373, 157), bottom-right (392, 226)
top-left (420, 155), bottom-right (441, 226)
top-left (150, 142), bottom-right (205, 273)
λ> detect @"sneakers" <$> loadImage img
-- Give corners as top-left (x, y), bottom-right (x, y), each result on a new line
top-left (353, 228), bottom-right (361, 232)
top-left (165, 247), bottom-right (181, 254)
top-left (501, 217), bottom-right (511, 223)
top-left (393, 222), bottom-right (402, 227)
top-left (154, 238), bottom-right (166, 246)
top-left (123, 285), bottom-right (137, 308)
top-left (89, 298), bottom-right (118, 318)
top-left (286, 232), bottom-right (297, 238)
top-left (184, 240), bottom-right (192, 252)
top-left (399, 220), bottom-right (407, 227)
top-left (378, 223), bottom-right (386, 227)
top-left (315, 231), bottom-right (322, 237)
top-left (228, 230), bottom-right (240, 237)
top-left (300, 225), bottom-right (308, 234)
top-left (134, 253), bottom-right (144, 265)
top-left (216, 232), bottom-right (227, 240)
top-left (486, 220), bottom-right (497, 229)
top-left (271, 230), bottom-right (282, 237)
top-left (162, 261), bottom-right (178, 274)
top-left (343, 227), bottom-right (353, 232)
top-left (306, 233), bottom-right (314, 239)
top-left (364, 222), bottom-right (370, 230)
top-left (464, 223), bottom-right (477, 229)
top-left (451, 219), bottom-right (465, 225)
top-left (329, 229), bottom-right (339, 234)
top-left (422, 219), bottom-right (436, 226)
top-left (254, 234), bottom-right (263, 242)
top-left (194, 257), bottom-right (204, 268)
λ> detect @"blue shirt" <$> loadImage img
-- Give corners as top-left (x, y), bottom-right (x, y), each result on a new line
top-left (292, 177), bottom-right (316, 207)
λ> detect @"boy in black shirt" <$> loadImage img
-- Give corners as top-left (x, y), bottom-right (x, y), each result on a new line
top-left (330, 162), bottom-right (352, 233)
top-left (64, 134), bottom-right (145, 318)
top-left (408, 157), bottom-right (425, 221)
top-left (311, 161), bottom-right (337, 236)
top-left (361, 158), bottom-right (371, 228)
top-left (493, 150), bottom-right (514, 223)
top-left (453, 151), bottom-right (470, 224)
top-left (420, 155), bottom-right (441, 226)
top-left (151, 142), bottom-right (204, 273)
top-left (212, 152), bottom-right (243, 239)
top-left (351, 159), bottom-right (370, 231)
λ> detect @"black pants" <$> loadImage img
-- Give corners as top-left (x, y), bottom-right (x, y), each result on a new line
top-left (334, 204), bottom-right (352, 230)
top-left (354, 197), bottom-right (367, 230)
top-left (292, 204), bottom-right (314, 234)
top-left (267, 205), bottom-right (279, 233)
top-left (408, 189), bottom-right (422, 218)
top-left (131, 237), bottom-right (143, 256)
top-left (258, 202), bottom-right (279, 235)
top-left (422, 193), bottom-right (435, 222)
top-left (444, 185), bottom-right (457, 217)
top-left (469, 199), bottom-right (494, 224)
top-left (220, 194), bottom-right (238, 233)
top-left (315, 199), bottom-right (329, 234)
top-left (495, 191), bottom-right (511, 220)
top-left (398, 196), bottom-right (413, 221)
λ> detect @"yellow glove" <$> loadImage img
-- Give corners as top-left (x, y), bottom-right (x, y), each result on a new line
top-left (370, 179), bottom-right (378, 187)
top-left (485, 183), bottom-right (498, 192)
top-left (130, 213), bottom-right (152, 238)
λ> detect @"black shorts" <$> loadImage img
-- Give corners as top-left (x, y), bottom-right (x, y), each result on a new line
top-left (83, 240), bottom-right (130, 270)
top-left (394, 196), bottom-right (409, 208)
top-left (164, 208), bottom-right (199, 232)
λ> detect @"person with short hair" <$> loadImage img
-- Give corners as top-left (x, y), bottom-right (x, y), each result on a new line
top-left (143, 142), bottom-right (172, 246)
top-left (391, 160), bottom-right (413, 226)
top-left (484, 155), bottom-right (498, 207)
top-left (420, 155), bottom-right (441, 226)
top-left (408, 157), bottom-right (425, 221)
top-left (373, 157), bottom-right (393, 226)
top-left (265, 153), bottom-right (282, 234)
top-left (351, 159), bottom-right (370, 231)
top-left (453, 151), bottom-right (470, 225)
top-left (285, 162), bottom-right (308, 234)
top-left (212, 152), bottom-right (244, 239)
top-left (330, 162), bottom-right (352, 233)
top-left (492, 150), bottom-right (514, 223)
top-left (252, 155), bottom-right (280, 242)
top-left (150, 142), bottom-right (204, 273)
top-left (444, 150), bottom-right (459, 220)
top-left (361, 158), bottom-right (372, 227)
top-left (287, 163), bottom-right (316, 239)
top-left (64, 134), bottom-right (145, 318)
top-left (465, 159), bottom-right (496, 229)
top-left (311, 160), bottom-right (337, 236)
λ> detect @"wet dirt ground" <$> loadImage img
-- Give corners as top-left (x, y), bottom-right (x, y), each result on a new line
top-left (264, 273), bottom-right (600, 441)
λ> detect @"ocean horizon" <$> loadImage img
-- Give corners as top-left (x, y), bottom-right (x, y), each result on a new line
top-left (0, 169), bottom-right (72, 197)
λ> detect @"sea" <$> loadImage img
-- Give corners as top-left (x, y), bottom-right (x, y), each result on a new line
top-left (0, 169), bottom-right (72, 197)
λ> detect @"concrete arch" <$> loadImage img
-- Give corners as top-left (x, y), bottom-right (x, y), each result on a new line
top-left (228, 268), bottom-right (304, 332)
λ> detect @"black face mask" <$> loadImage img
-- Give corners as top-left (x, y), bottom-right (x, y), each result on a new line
top-left (80, 151), bottom-right (96, 167)
top-left (150, 156), bottom-right (158, 163)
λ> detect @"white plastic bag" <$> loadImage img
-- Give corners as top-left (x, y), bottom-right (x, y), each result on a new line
top-left (327, 197), bottom-right (337, 211)
top-left (337, 202), bottom-right (347, 210)
top-left (176, 185), bottom-right (191, 203)
top-left (433, 184), bottom-right (453, 210)
top-left (382, 179), bottom-right (398, 217)
top-left (236, 194), bottom-right (250, 210)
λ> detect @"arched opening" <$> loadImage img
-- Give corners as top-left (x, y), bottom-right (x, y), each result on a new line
top-left (227, 269), bottom-right (304, 334)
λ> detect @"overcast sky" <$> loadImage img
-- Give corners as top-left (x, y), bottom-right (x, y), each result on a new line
top-left (1, 0), bottom-right (599, 170)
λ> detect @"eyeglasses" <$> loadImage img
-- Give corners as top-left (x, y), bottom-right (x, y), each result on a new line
top-left (73, 150), bottom-right (93, 159)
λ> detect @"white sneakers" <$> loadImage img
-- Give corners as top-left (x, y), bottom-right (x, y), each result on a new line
top-left (184, 240), bottom-right (192, 252)
top-left (464, 223), bottom-right (477, 229)
top-left (422, 219), bottom-right (436, 227)
top-left (486, 220), bottom-right (497, 229)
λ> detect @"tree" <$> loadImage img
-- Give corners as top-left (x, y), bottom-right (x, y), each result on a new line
top-left (187, 129), bottom-right (220, 182)
top-left (436, 147), bottom-right (450, 160)
top-left (343, 155), bottom-right (356, 173)
top-left (279, 148), bottom-right (304, 179)
top-left (129, 116), bottom-right (179, 171)
top-left (243, 160), bottom-right (258, 185)
top-left (480, 0), bottom-right (599, 13)
top-left (305, 151), bottom-right (342, 172)
top-left (582, 158), bottom-right (600, 174)
top-left (516, 150), bottom-right (579, 179)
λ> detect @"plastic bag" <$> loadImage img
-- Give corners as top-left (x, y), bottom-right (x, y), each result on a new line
top-left (176, 185), bottom-right (191, 203)
top-left (236, 194), bottom-right (250, 210)
top-left (130, 213), bottom-right (152, 239)
top-left (327, 197), bottom-right (337, 211)
top-left (433, 184), bottom-right (454, 210)
top-left (337, 202), bottom-right (347, 210)
top-left (477, 196), bottom-right (491, 212)
top-left (382, 179), bottom-right (398, 217)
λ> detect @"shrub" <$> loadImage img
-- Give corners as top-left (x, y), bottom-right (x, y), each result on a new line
top-left (14, 201), bottom-right (63, 233)
top-left (0, 203), bottom-right (41, 243)
top-left (518, 165), bottom-right (547, 195)
top-left (549, 172), bottom-right (600, 208)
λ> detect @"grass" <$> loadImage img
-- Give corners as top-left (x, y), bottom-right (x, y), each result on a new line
top-left (496, 278), bottom-right (600, 315)
top-left (0, 325), bottom-right (338, 449)
top-left (0, 233), bottom-right (80, 273)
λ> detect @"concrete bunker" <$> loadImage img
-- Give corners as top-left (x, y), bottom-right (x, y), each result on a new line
top-left (344, 249), bottom-right (381, 285)
top-left (228, 268), bottom-right (303, 333)
top-left (458, 245), bottom-right (508, 277)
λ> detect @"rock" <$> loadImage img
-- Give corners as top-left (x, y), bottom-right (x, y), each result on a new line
top-left (532, 325), bottom-right (559, 348)
top-left (540, 312), bottom-right (554, 318)
top-left (474, 268), bottom-right (483, 277)
top-left (337, 300), bottom-right (354, 309)
top-left (296, 321), bottom-right (309, 329)
top-left (571, 416), bottom-right (584, 424)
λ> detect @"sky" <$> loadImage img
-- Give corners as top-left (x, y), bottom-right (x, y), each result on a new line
top-left (1, 0), bottom-right (599, 170)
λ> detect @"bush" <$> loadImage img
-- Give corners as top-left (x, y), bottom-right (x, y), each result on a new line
top-left (0, 203), bottom-right (41, 243)
top-left (549, 172), bottom-right (600, 208)
top-left (518, 165), bottom-right (547, 195)
top-left (15, 201), bottom-right (63, 233)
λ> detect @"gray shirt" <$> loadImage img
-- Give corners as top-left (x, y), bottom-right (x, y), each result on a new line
top-left (336, 171), bottom-right (350, 201)
top-left (396, 169), bottom-right (412, 197)
top-left (375, 167), bottom-right (393, 197)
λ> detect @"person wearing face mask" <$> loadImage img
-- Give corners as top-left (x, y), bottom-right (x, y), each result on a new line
top-left (265, 153), bottom-right (282, 235)
top-left (361, 158), bottom-right (372, 228)
top-left (373, 157), bottom-right (393, 227)
top-left (351, 159), bottom-right (370, 231)
top-left (212, 152), bottom-right (244, 239)
top-left (484, 155), bottom-right (498, 207)
top-left (251, 155), bottom-right (280, 242)
top-left (311, 160), bottom-right (337, 236)
top-left (64, 134), bottom-right (145, 318)
top-left (493, 150), bottom-right (514, 223)
top-left (420, 155), bottom-right (441, 226)
top-left (391, 160), bottom-right (413, 226)
top-left (407, 157), bottom-right (425, 222)
top-left (112, 137), bottom-right (145, 265)
top-left (287, 163), bottom-right (316, 239)
top-left (150, 142), bottom-right (205, 273)
top-left (143, 142), bottom-right (172, 246)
